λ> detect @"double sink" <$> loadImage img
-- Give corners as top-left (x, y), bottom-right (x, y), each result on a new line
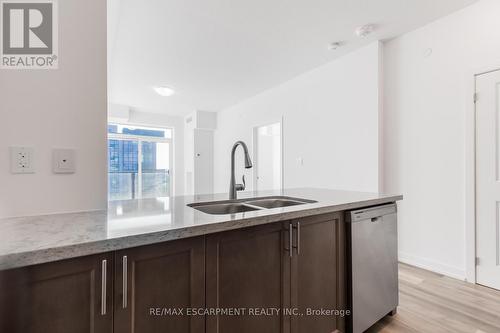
top-left (188, 196), bottom-right (317, 215)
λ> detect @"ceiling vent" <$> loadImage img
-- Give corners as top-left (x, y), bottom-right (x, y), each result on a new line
top-left (355, 24), bottom-right (376, 38)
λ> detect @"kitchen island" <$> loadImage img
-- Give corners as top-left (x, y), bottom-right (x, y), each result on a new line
top-left (0, 188), bottom-right (402, 333)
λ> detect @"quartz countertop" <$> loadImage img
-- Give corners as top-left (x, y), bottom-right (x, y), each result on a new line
top-left (0, 188), bottom-right (402, 270)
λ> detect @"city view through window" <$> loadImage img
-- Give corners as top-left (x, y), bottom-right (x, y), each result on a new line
top-left (108, 124), bottom-right (172, 201)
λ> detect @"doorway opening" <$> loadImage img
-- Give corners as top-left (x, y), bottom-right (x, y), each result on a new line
top-left (253, 121), bottom-right (283, 191)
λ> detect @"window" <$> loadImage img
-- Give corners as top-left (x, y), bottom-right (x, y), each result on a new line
top-left (108, 123), bottom-right (173, 201)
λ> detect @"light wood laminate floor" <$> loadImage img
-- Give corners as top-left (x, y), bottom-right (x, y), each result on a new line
top-left (367, 263), bottom-right (500, 333)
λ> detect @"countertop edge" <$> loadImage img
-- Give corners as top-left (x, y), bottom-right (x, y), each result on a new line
top-left (0, 195), bottom-right (402, 271)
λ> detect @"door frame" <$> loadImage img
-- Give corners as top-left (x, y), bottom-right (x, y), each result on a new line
top-left (252, 116), bottom-right (284, 192)
top-left (466, 65), bottom-right (500, 283)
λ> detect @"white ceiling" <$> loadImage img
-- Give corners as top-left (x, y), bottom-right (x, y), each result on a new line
top-left (108, 0), bottom-right (476, 116)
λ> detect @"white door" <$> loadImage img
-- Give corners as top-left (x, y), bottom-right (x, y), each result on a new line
top-left (476, 69), bottom-right (500, 290)
top-left (193, 129), bottom-right (214, 195)
top-left (253, 122), bottom-right (282, 191)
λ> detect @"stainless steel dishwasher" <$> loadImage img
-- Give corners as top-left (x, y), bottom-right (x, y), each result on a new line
top-left (346, 203), bottom-right (398, 333)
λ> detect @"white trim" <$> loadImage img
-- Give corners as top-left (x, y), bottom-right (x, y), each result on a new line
top-left (109, 121), bottom-right (174, 132)
top-left (281, 115), bottom-right (285, 191)
top-left (137, 141), bottom-right (143, 198)
top-left (108, 133), bottom-right (171, 143)
top-left (465, 64), bottom-right (500, 284)
top-left (399, 252), bottom-right (466, 281)
top-left (170, 127), bottom-right (176, 197)
top-left (465, 70), bottom-right (477, 283)
top-left (378, 41), bottom-right (385, 193)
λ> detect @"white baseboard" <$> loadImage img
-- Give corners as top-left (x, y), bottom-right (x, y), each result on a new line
top-left (398, 252), bottom-right (466, 281)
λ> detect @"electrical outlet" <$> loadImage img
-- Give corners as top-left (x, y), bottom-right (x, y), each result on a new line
top-left (10, 147), bottom-right (35, 174)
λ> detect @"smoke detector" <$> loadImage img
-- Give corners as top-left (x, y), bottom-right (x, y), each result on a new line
top-left (355, 24), bottom-right (376, 38)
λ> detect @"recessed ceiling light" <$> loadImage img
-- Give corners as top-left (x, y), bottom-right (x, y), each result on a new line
top-left (355, 24), bottom-right (376, 38)
top-left (153, 86), bottom-right (175, 97)
top-left (328, 42), bottom-right (343, 50)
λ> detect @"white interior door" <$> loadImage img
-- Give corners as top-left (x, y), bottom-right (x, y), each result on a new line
top-left (476, 69), bottom-right (500, 290)
top-left (193, 129), bottom-right (214, 195)
top-left (253, 122), bottom-right (282, 191)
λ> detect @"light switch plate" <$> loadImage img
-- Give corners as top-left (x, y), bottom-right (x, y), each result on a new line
top-left (52, 149), bottom-right (76, 174)
top-left (10, 147), bottom-right (35, 174)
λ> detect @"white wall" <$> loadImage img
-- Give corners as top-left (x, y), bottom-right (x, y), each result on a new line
top-left (0, 0), bottom-right (107, 218)
top-left (214, 42), bottom-right (382, 194)
top-left (383, 0), bottom-right (500, 279)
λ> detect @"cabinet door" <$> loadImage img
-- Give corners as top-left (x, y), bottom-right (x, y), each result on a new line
top-left (0, 253), bottom-right (113, 333)
top-left (206, 222), bottom-right (290, 333)
top-left (114, 236), bottom-right (205, 333)
top-left (291, 213), bottom-right (346, 333)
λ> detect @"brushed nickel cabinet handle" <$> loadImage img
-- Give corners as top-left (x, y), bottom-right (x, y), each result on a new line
top-left (289, 223), bottom-right (293, 258)
top-left (296, 222), bottom-right (301, 255)
top-left (292, 222), bottom-right (301, 255)
top-left (123, 255), bottom-right (128, 309)
top-left (101, 259), bottom-right (107, 315)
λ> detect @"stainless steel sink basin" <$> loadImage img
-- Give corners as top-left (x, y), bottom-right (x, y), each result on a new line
top-left (188, 196), bottom-right (317, 215)
top-left (245, 198), bottom-right (313, 209)
top-left (189, 202), bottom-right (261, 215)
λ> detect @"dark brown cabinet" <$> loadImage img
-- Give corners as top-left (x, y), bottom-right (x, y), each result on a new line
top-left (0, 252), bottom-right (113, 333)
top-left (0, 214), bottom-right (346, 333)
top-left (206, 222), bottom-right (290, 333)
top-left (206, 213), bottom-right (346, 333)
top-left (114, 236), bottom-right (206, 333)
top-left (290, 212), bottom-right (346, 333)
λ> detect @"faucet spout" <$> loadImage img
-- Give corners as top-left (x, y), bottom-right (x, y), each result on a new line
top-left (229, 141), bottom-right (253, 200)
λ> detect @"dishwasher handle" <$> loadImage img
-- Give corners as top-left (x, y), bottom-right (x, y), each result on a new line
top-left (347, 203), bottom-right (397, 223)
